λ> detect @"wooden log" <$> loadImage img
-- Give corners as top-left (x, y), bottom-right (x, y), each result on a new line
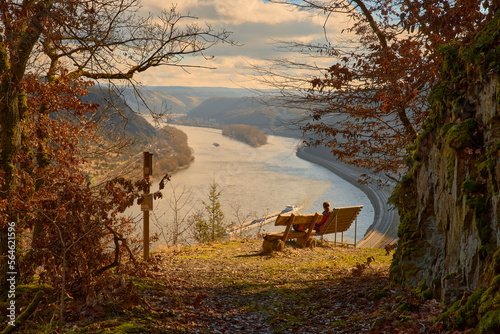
top-left (296, 237), bottom-right (307, 248)
top-left (306, 238), bottom-right (317, 249)
top-left (262, 239), bottom-right (284, 252)
top-left (272, 239), bottom-right (284, 251)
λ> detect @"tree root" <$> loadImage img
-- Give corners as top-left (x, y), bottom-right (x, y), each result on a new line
top-left (1, 290), bottom-right (44, 334)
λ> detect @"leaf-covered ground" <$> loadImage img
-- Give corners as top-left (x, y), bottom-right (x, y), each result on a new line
top-left (23, 240), bottom-right (454, 333)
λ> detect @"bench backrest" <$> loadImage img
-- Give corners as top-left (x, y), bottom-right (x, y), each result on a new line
top-left (274, 213), bottom-right (318, 227)
top-left (317, 205), bottom-right (363, 235)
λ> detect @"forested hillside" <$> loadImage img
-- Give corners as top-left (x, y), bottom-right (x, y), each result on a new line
top-left (111, 87), bottom-right (305, 138)
top-left (83, 87), bottom-right (157, 143)
top-left (187, 97), bottom-right (276, 127)
top-left (80, 87), bottom-right (193, 182)
top-left (184, 96), bottom-right (303, 132)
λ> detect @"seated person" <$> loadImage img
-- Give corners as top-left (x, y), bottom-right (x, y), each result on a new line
top-left (314, 201), bottom-right (332, 232)
top-left (292, 201), bottom-right (332, 232)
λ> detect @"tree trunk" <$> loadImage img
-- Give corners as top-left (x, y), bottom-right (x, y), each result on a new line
top-left (0, 0), bottom-right (53, 293)
top-left (0, 89), bottom-right (21, 293)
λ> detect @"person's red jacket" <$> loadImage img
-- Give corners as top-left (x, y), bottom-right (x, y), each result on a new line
top-left (314, 210), bottom-right (331, 231)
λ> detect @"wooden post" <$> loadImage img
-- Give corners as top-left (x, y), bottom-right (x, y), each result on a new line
top-left (334, 215), bottom-right (338, 246)
top-left (142, 152), bottom-right (153, 260)
top-left (144, 210), bottom-right (149, 261)
top-left (303, 213), bottom-right (320, 244)
top-left (281, 214), bottom-right (295, 242)
top-left (354, 217), bottom-right (357, 248)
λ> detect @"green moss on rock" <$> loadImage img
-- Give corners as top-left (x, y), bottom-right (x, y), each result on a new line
top-left (476, 140), bottom-right (500, 192)
top-left (486, 249), bottom-right (500, 277)
top-left (435, 299), bottom-right (461, 325)
top-left (461, 177), bottom-right (484, 194)
top-left (477, 310), bottom-right (500, 334)
top-left (451, 287), bottom-right (486, 330)
top-left (412, 280), bottom-right (432, 300)
top-left (436, 275), bottom-right (500, 331)
top-left (446, 119), bottom-right (481, 151)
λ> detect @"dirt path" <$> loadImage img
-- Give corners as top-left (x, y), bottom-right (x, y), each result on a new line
top-left (106, 241), bottom-right (443, 333)
top-left (42, 240), bottom-right (452, 333)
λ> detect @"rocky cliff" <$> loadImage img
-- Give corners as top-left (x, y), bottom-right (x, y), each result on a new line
top-left (390, 13), bottom-right (500, 331)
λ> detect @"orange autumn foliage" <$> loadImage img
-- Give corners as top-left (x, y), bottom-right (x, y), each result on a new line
top-left (263, 1), bottom-right (497, 180)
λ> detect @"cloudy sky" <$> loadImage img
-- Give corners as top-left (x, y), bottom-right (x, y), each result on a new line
top-left (136, 0), bottom-right (352, 89)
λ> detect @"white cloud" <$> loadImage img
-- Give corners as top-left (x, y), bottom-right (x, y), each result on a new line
top-left (135, 56), bottom-right (256, 88)
top-left (138, 0), bottom-right (350, 88)
top-left (167, 0), bottom-right (310, 24)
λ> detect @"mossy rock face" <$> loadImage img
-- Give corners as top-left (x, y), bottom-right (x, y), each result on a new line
top-left (436, 287), bottom-right (487, 330)
top-left (479, 275), bottom-right (500, 313)
top-left (391, 10), bottom-right (500, 334)
top-left (461, 177), bottom-right (485, 194)
top-left (461, 287), bottom-right (486, 328)
top-left (446, 119), bottom-right (482, 151)
top-left (436, 275), bottom-right (500, 331)
top-left (477, 310), bottom-right (500, 334)
top-left (492, 275), bottom-right (500, 288)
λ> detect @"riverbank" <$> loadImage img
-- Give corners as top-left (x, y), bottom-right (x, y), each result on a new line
top-left (296, 147), bottom-right (399, 249)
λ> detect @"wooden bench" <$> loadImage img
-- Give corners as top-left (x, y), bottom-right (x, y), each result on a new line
top-left (262, 206), bottom-right (363, 252)
top-left (314, 205), bottom-right (363, 246)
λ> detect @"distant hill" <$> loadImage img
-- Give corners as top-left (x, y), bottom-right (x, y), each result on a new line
top-left (187, 97), bottom-right (275, 128)
top-left (186, 96), bottom-right (304, 132)
top-left (119, 86), bottom-right (251, 115)
top-left (89, 85), bottom-right (304, 138)
top-left (82, 86), bottom-right (158, 143)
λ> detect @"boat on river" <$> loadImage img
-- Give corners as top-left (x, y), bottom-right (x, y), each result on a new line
top-left (282, 205), bottom-right (298, 213)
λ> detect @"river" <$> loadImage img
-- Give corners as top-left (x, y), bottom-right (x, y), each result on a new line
top-left (130, 125), bottom-right (374, 246)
